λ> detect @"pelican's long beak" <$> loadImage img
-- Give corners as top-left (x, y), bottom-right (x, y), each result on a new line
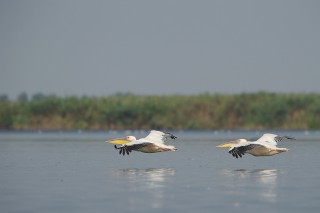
top-left (216, 141), bottom-right (238, 148)
top-left (106, 138), bottom-right (131, 145)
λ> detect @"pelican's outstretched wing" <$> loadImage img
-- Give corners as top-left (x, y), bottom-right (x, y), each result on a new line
top-left (228, 144), bottom-right (264, 158)
top-left (256, 134), bottom-right (295, 146)
top-left (142, 130), bottom-right (177, 144)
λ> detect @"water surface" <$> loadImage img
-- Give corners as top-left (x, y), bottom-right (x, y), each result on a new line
top-left (1, 130), bottom-right (320, 213)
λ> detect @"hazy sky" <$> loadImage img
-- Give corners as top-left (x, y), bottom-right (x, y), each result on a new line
top-left (1, 0), bottom-right (320, 99)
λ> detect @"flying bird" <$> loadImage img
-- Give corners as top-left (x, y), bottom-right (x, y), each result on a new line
top-left (216, 133), bottom-right (295, 158)
top-left (106, 130), bottom-right (177, 156)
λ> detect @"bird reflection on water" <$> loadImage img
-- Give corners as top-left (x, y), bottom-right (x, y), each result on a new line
top-left (221, 169), bottom-right (285, 206)
top-left (113, 168), bottom-right (175, 209)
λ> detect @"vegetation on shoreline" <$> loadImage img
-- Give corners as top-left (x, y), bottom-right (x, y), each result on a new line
top-left (0, 92), bottom-right (319, 130)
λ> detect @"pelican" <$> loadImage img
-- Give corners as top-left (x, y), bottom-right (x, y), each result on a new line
top-left (106, 130), bottom-right (177, 156)
top-left (216, 133), bottom-right (295, 158)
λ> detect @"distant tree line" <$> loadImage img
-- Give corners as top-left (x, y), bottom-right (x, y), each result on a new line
top-left (0, 92), bottom-right (319, 130)
top-left (0, 92), bottom-right (60, 102)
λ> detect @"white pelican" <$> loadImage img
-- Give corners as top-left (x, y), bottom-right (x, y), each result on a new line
top-left (106, 130), bottom-right (177, 156)
top-left (216, 133), bottom-right (295, 158)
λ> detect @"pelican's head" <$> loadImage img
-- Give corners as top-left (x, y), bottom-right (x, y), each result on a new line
top-left (216, 139), bottom-right (247, 148)
top-left (126, 136), bottom-right (137, 141)
top-left (107, 135), bottom-right (136, 145)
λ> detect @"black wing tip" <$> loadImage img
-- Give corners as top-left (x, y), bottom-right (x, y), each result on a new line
top-left (171, 135), bottom-right (177, 140)
top-left (285, 136), bottom-right (296, 140)
top-left (114, 145), bottom-right (130, 156)
top-left (276, 135), bottom-right (296, 142)
top-left (229, 148), bottom-right (244, 159)
top-left (164, 132), bottom-right (177, 140)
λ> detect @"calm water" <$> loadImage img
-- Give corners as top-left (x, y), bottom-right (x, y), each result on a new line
top-left (1, 130), bottom-right (320, 213)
